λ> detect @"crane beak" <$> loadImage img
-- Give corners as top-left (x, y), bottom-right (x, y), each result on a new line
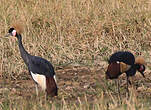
top-left (4, 33), bottom-right (11, 37)
top-left (140, 72), bottom-right (145, 78)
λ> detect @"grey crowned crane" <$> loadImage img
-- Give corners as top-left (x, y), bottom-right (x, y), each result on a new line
top-left (5, 24), bottom-right (58, 97)
top-left (105, 51), bottom-right (145, 95)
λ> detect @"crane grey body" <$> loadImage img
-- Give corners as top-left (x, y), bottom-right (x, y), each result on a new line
top-left (5, 27), bottom-right (58, 97)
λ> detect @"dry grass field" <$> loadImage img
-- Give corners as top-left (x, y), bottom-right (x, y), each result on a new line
top-left (0, 0), bottom-right (151, 109)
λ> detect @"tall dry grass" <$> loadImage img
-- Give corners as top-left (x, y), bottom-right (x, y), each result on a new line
top-left (0, 0), bottom-right (151, 109)
top-left (0, 90), bottom-right (151, 110)
top-left (0, 0), bottom-right (150, 78)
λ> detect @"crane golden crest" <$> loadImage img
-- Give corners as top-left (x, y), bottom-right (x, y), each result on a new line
top-left (135, 56), bottom-right (145, 65)
top-left (12, 23), bottom-right (24, 34)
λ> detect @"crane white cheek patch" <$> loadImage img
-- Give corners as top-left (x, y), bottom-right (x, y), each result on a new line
top-left (30, 71), bottom-right (46, 91)
top-left (12, 30), bottom-right (17, 36)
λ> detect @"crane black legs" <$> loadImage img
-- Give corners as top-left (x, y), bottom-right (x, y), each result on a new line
top-left (115, 79), bottom-right (121, 101)
top-left (126, 76), bottom-right (132, 97)
top-left (115, 76), bottom-right (131, 99)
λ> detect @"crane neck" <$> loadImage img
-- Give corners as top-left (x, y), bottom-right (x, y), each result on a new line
top-left (16, 33), bottom-right (30, 65)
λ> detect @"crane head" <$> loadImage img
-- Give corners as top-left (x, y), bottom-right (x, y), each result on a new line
top-left (5, 23), bottom-right (23, 37)
top-left (138, 64), bottom-right (145, 78)
top-left (5, 28), bottom-right (17, 37)
top-left (135, 56), bottom-right (146, 78)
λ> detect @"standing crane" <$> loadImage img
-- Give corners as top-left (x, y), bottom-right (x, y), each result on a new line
top-left (105, 51), bottom-right (145, 96)
top-left (5, 24), bottom-right (58, 97)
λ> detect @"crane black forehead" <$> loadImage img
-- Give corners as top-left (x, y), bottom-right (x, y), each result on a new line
top-left (8, 28), bottom-right (15, 33)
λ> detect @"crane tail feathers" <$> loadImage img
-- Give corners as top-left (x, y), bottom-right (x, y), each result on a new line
top-left (46, 77), bottom-right (58, 97)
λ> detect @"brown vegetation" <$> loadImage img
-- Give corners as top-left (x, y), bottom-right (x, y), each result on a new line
top-left (0, 0), bottom-right (151, 109)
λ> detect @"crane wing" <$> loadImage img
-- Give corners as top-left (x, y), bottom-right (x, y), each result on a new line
top-left (109, 51), bottom-right (135, 65)
top-left (28, 56), bottom-right (55, 77)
